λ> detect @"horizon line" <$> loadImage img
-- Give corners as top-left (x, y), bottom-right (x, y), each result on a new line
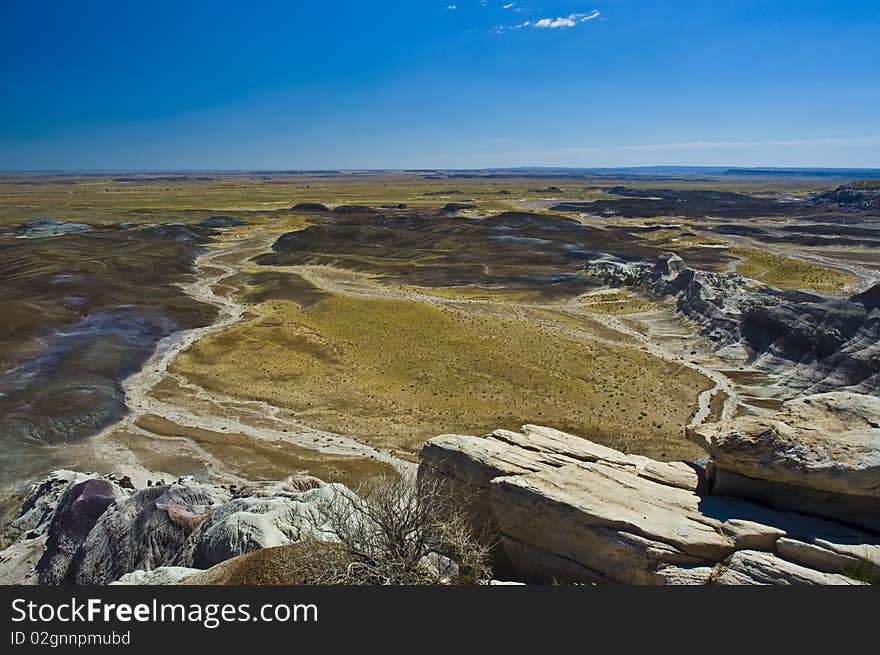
top-left (2, 165), bottom-right (880, 175)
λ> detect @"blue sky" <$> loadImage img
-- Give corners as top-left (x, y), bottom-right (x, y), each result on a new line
top-left (1, 0), bottom-right (878, 170)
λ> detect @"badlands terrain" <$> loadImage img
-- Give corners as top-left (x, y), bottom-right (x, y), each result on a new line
top-left (1, 170), bottom-right (879, 584)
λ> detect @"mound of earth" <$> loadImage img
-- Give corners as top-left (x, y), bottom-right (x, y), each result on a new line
top-left (200, 216), bottom-right (248, 228)
top-left (254, 208), bottom-right (735, 295)
top-left (552, 187), bottom-right (817, 220)
top-left (333, 205), bottom-right (377, 214)
top-left (553, 184), bottom-right (880, 226)
top-left (182, 542), bottom-right (349, 585)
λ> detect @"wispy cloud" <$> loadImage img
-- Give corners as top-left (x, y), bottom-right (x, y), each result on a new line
top-left (502, 2), bottom-right (517, 8)
top-left (447, 4), bottom-right (457, 9)
top-left (497, 9), bottom-right (601, 33)
top-left (535, 11), bottom-right (601, 28)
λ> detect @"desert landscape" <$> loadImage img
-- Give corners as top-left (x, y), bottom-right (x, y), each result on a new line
top-left (0, 169), bottom-right (878, 585)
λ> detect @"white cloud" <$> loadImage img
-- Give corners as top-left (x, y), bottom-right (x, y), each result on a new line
top-left (534, 11), bottom-right (601, 29)
top-left (502, 2), bottom-right (517, 8)
top-left (497, 9), bottom-right (600, 32)
top-left (447, 4), bottom-right (457, 9)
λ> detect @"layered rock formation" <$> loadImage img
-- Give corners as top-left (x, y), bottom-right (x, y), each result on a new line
top-left (0, 471), bottom-right (347, 585)
top-left (688, 392), bottom-right (880, 533)
top-left (811, 183), bottom-right (880, 211)
top-left (419, 404), bottom-right (879, 585)
top-left (584, 252), bottom-right (880, 394)
top-left (585, 252), bottom-right (757, 345)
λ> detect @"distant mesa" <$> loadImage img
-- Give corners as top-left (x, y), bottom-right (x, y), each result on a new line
top-left (333, 204), bottom-right (377, 214)
top-left (291, 202), bottom-right (330, 212)
top-left (723, 168), bottom-right (880, 179)
top-left (200, 216), bottom-right (248, 228)
top-left (442, 202), bottom-right (476, 212)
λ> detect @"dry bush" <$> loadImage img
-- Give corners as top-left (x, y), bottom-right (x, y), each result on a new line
top-left (309, 472), bottom-right (494, 585)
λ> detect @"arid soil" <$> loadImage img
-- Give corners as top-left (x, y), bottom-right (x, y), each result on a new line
top-left (1, 172), bottom-right (875, 492)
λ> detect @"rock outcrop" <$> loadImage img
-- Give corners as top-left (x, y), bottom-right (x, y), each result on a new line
top-left (0, 471), bottom-right (349, 585)
top-left (584, 253), bottom-right (880, 394)
top-left (688, 392), bottom-right (880, 532)
top-left (712, 550), bottom-right (864, 585)
top-left (419, 413), bottom-right (879, 585)
top-left (584, 252), bottom-right (771, 345)
top-left (111, 566), bottom-right (201, 585)
top-left (811, 183), bottom-right (880, 211)
top-left (16, 218), bottom-right (92, 239)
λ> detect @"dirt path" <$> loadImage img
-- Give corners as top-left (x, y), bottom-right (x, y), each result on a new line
top-left (93, 230), bottom-right (415, 481)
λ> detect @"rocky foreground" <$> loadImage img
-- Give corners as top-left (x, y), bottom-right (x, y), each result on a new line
top-left (420, 392), bottom-right (879, 585)
top-left (1, 392), bottom-right (877, 585)
top-left (0, 472), bottom-right (345, 585)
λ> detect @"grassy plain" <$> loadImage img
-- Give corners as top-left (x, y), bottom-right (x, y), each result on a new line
top-left (0, 171), bottom-right (835, 226)
top-left (173, 289), bottom-right (711, 461)
top-left (731, 247), bottom-right (853, 293)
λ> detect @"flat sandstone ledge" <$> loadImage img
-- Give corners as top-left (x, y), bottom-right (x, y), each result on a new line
top-left (687, 392), bottom-right (880, 532)
top-left (419, 400), bottom-right (880, 585)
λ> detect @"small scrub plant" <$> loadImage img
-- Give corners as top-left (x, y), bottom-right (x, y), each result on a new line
top-left (309, 472), bottom-right (495, 585)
